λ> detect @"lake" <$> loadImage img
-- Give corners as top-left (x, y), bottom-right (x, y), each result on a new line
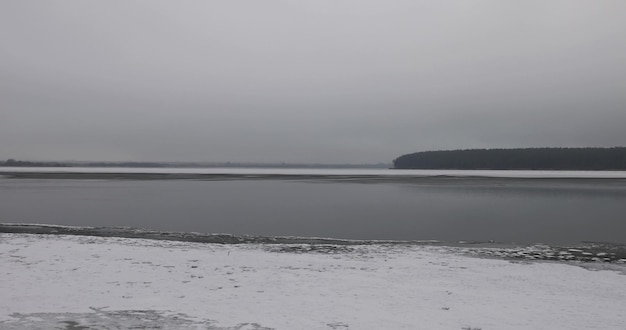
top-left (1, 167), bottom-right (626, 245)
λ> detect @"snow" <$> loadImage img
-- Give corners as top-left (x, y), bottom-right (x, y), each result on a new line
top-left (1, 233), bottom-right (625, 329)
top-left (3, 166), bottom-right (626, 178)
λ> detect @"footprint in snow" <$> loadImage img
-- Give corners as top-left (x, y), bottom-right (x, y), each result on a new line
top-left (327, 322), bottom-right (349, 329)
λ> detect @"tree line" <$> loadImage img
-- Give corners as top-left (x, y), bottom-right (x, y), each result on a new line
top-left (393, 147), bottom-right (626, 170)
top-left (0, 159), bottom-right (67, 167)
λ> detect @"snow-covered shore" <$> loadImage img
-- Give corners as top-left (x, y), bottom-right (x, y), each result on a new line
top-left (1, 233), bottom-right (625, 329)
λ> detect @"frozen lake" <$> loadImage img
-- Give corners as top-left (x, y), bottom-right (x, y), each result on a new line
top-left (3, 166), bottom-right (626, 178)
top-left (1, 167), bottom-right (626, 245)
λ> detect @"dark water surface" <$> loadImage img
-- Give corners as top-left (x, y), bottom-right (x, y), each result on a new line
top-left (1, 176), bottom-right (625, 245)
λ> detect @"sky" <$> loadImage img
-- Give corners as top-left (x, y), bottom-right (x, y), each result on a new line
top-left (1, 1), bottom-right (625, 164)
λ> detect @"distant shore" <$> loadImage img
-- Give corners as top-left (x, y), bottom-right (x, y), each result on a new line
top-left (3, 169), bottom-right (626, 182)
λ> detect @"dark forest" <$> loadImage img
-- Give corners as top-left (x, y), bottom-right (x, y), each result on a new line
top-left (393, 147), bottom-right (626, 170)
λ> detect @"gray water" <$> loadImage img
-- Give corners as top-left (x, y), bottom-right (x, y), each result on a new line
top-left (1, 176), bottom-right (625, 245)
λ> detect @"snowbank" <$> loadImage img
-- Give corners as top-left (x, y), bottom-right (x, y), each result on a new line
top-left (1, 233), bottom-right (625, 329)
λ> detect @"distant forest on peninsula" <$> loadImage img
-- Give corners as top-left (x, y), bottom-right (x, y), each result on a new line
top-left (393, 147), bottom-right (626, 170)
top-left (3, 147), bottom-right (626, 170)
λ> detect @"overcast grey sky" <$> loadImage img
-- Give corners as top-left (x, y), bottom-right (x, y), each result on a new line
top-left (1, 1), bottom-right (625, 163)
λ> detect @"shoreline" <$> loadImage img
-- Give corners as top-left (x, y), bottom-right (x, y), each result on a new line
top-left (2, 223), bottom-right (625, 264)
